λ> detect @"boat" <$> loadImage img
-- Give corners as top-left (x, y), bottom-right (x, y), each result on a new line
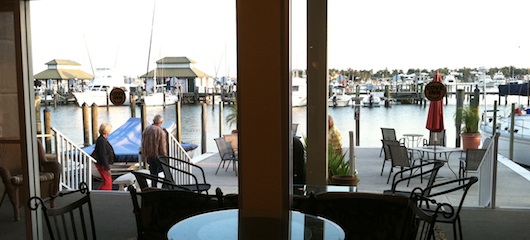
top-left (72, 68), bottom-right (138, 107)
top-left (480, 109), bottom-right (530, 166)
top-left (292, 76), bottom-right (307, 107)
top-left (475, 72), bottom-right (496, 88)
top-left (81, 117), bottom-right (198, 162)
top-left (328, 86), bottom-right (352, 107)
top-left (138, 85), bottom-right (180, 106)
top-left (498, 82), bottom-right (530, 97)
top-left (492, 71), bottom-right (507, 85)
top-left (361, 93), bottom-right (381, 107)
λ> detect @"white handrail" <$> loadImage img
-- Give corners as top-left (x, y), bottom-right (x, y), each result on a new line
top-left (49, 127), bottom-right (95, 191)
top-left (41, 127), bottom-right (197, 191)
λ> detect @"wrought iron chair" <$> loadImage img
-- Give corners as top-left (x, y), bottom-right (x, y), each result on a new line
top-left (312, 192), bottom-right (420, 240)
top-left (128, 185), bottom-right (223, 240)
top-left (131, 170), bottom-right (192, 192)
top-left (214, 137), bottom-right (238, 175)
top-left (157, 156), bottom-right (211, 194)
top-left (420, 176), bottom-right (479, 240)
top-left (28, 182), bottom-right (96, 240)
top-left (383, 161), bottom-right (444, 197)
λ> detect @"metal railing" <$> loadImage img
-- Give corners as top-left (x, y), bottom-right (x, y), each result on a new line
top-left (477, 132), bottom-right (500, 208)
top-left (43, 127), bottom-right (193, 191)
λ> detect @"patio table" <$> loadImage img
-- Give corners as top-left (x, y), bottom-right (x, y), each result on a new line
top-left (402, 133), bottom-right (424, 148)
top-left (409, 146), bottom-right (464, 178)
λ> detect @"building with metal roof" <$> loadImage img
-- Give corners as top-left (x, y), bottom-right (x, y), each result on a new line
top-left (140, 57), bottom-right (212, 94)
top-left (33, 59), bottom-right (93, 93)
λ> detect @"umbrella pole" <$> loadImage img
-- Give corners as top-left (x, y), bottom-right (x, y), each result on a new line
top-left (434, 132), bottom-right (437, 161)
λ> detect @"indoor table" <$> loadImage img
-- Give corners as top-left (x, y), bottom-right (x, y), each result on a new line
top-left (167, 209), bottom-right (345, 240)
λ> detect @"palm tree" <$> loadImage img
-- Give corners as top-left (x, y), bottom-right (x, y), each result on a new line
top-left (225, 103), bottom-right (237, 128)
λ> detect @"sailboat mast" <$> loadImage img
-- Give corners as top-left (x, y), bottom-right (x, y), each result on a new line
top-left (145, 1), bottom-right (156, 79)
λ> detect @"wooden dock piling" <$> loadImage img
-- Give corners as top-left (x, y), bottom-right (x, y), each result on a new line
top-left (44, 108), bottom-right (52, 153)
top-left (91, 103), bottom-right (98, 144)
top-left (82, 104), bottom-right (90, 147)
top-left (201, 103), bottom-right (207, 154)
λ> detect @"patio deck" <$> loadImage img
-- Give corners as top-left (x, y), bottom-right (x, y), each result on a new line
top-left (2, 147), bottom-right (530, 239)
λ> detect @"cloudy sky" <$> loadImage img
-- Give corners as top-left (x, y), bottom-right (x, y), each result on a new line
top-left (30, 0), bottom-right (529, 78)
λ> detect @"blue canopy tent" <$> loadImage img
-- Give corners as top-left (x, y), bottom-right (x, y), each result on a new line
top-left (82, 118), bottom-right (197, 163)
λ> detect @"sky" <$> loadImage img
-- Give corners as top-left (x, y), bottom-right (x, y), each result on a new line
top-left (30, 0), bottom-right (530, 78)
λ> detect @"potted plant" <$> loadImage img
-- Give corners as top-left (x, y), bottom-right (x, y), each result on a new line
top-left (328, 146), bottom-right (359, 186)
top-left (455, 106), bottom-right (481, 149)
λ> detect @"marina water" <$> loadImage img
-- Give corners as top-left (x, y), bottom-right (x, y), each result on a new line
top-left (39, 93), bottom-right (523, 156)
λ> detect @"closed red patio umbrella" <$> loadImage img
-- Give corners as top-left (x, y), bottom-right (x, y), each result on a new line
top-left (425, 72), bottom-right (447, 158)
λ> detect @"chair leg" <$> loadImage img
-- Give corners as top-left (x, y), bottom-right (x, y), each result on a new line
top-left (380, 159), bottom-right (386, 176)
top-left (457, 216), bottom-right (463, 240)
top-left (215, 160), bottom-right (225, 175)
top-left (379, 146), bottom-right (383, 157)
top-left (387, 168), bottom-right (393, 184)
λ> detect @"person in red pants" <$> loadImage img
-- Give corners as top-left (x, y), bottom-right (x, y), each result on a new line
top-left (93, 123), bottom-right (116, 190)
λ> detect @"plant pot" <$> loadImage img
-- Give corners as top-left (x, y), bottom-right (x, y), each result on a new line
top-left (461, 132), bottom-right (481, 150)
top-left (330, 175), bottom-right (359, 186)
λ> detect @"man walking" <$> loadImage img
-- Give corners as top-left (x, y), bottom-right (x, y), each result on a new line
top-left (141, 114), bottom-right (167, 177)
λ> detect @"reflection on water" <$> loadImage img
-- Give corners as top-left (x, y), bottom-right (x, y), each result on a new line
top-left (40, 93), bottom-right (522, 153)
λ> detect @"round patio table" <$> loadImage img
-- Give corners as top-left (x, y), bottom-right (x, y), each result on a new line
top-left (402, 133), bottom-right (424, 147)
top-left (167, 209), bottom-right (345, 240)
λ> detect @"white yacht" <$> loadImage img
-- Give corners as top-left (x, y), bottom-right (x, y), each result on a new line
top-left (492, 71), bottom-right (507, 85)
top-left (73, 68), bottom-right (137, 107)
top-left (476, 73), bottom-right (495, 88)
top-left (481, 109), bottom-right (530, 166)
top-left (292, 77), bottom-right (307, 107)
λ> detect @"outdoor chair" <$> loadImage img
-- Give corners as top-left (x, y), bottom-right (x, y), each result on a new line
top-left (312, 192), bottom-right (420, 240)
top-left (214, 137), bottom-right (238, 175)
top-left (420, 176), bottom-right (479, 240)
top-left (383, 161), bottom-right (444, 197)
top-left (379, 127), bottom-right (405, 157)
top-left (458, 137), bottom-right (491, 180)
top-left (380, 139), bottom-right (403, 176)
top-left (408, 188), bottom-right (442, 240)
top-left (131, 170), bottom-right (192, 192)
top-left (157, 156), bottom-right (211, 194)
top-left (28, 182), bottom-right (96, 240)
top-left (386, 144), bottom-right (420, 184)
top-left (128, 185), bottom-right (223, 240)
top-left (223, 133), bottom-right (239, 157)
top-left (459, 149), bottom-right (486, 179)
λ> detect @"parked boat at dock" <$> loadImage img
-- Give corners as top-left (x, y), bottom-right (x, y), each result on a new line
top-left (361, 93), bottom-right (381, 107)
top-left (138, 91), bottom-right (180, 106)
top-left (481, 110), bottom-right (530, 166)
top-left (328, 86), bottom-right (352, 107)
top-left (292, 76), bottom-right (307, 107)
top-left (72, 68), bottom-right (138, 107)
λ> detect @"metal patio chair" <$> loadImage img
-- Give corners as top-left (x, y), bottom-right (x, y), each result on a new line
top-left (214, 137), bottom-right (238, 175)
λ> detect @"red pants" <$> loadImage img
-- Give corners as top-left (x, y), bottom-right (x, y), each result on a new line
top-left (96, 164), bottom-right (112, 190)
